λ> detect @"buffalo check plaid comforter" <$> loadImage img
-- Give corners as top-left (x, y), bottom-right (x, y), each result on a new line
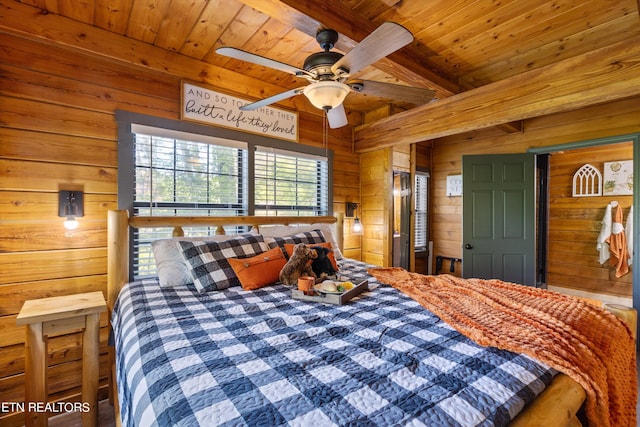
top-left (112, 259), bottom-right (556, 427)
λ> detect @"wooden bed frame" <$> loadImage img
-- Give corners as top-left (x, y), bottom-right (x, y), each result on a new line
top-left (107, 210), bottom-right (589, 427)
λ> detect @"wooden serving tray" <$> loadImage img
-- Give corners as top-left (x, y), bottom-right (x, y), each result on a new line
top-left (291, 280), bottom-right (369, 305)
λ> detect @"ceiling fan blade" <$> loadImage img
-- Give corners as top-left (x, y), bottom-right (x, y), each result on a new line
top-left (331, 22), bottom-right (413, 76)
top-left (240, 87), bottom-right (306, 110)
top-left (347, 80), bottom-right (435, 105)
top-left (216, 46), bottom-right (309, 77)
top-left (327, 104), bottom-right (348, 128)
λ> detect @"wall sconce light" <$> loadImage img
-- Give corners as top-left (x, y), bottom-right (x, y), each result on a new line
top-left (345, 202), bottom-right (357, 218)
top-left (59, 190), bottom-right (84, 230)
top-left (345, 202), bottom-right (363, 235)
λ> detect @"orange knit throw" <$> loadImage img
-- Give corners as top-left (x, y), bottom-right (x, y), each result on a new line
top-left (368, 269), bottom-right (637, 427)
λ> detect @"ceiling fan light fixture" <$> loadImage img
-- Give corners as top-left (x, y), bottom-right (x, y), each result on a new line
top-left (303, 81), bottom-right (350, 110)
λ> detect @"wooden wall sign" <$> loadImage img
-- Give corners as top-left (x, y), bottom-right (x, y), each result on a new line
top-left (181, 81), bottom-right (299, 142)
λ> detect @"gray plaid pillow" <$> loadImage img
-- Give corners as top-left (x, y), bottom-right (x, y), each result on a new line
top-left (179, 235), bottom-right (269, 292)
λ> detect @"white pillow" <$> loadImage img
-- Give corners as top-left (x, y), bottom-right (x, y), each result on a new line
top-left (255, 223), bottom-right (343, 260)
top-left (152, 234), bottom-right (257, 287)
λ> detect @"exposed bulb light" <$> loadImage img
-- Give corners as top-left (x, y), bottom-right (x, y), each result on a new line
top-left (352, 217), bottom-right (363, 235)
top-left (345, 202), bottom-right (363, 235)
top-left (303, 81), bottom-right (350, 110)
top-left (64, 216), bottom-right (79, 230)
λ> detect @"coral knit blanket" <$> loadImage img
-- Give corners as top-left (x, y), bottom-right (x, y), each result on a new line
top-left (368, 268), bottom-right (637, 427)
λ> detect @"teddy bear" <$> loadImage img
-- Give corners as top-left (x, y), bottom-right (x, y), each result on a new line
top-left (279, 243), bottom-right (318, 286)
top-left (310, 246), bottom-right (337, 279)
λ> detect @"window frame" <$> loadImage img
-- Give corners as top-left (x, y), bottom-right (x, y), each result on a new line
top-left (254, 145), bottom-right (329, 216)
top-left (414, 169), bottom-right (430, 252)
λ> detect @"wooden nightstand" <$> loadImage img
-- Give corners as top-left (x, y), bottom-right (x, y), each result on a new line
top-left (16, 292), bottom-right (107, 427)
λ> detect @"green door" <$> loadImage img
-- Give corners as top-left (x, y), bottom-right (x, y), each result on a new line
top-left (462, 153), bottom-right (536, 286)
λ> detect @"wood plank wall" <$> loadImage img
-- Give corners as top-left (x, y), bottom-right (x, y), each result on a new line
top-left (547, 142), bottom-right (633, 296)
top-left (0, 32), bottom-right (359, 426)
top-left (430, 96), bottom-right (640, 298)
top-left (360, 149), bottom-right (392, 266)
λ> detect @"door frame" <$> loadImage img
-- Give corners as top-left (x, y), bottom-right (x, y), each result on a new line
top-left (392, 171), bottom-right (411, 269)
top-left (529, 132), bottom-right (640, 340)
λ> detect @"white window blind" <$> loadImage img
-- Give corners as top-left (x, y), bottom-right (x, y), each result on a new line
top-left (415, 172), bottom-right (429, 250)
top-left (254, 146), bottom-right (328, 216)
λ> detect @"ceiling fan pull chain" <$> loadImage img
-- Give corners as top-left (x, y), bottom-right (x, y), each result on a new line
top-left (323, 108), bottom-right (328, 154)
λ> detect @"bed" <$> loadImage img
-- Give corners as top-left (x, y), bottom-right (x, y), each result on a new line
top-left (107, 210), bottom-right (636, 427)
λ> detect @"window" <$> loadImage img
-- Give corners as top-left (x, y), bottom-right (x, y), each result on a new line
top-left (117, 113), bottom-right (332, 279)
top-left (133, 125), bottom-right (247, 216)
top-left (415, 172), bottom-right (429, 251)
top-left (255, 147), bottom-right (328, 216)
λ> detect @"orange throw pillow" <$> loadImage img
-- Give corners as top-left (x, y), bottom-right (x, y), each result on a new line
top-left (284, 242), bottom-right (338, 271)
top-left (228, 247), bottom-right (286, 290)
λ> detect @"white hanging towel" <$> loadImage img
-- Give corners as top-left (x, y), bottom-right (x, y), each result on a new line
top-left (596, 201), bottom-right (615, 264)
top-left (625, 205), bottom-right (633, 266)
top-left (605, 202), bottom-right (629, 278)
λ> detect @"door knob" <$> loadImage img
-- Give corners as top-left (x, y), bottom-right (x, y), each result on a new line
top-left (464, 244), bottom-right (473, 249)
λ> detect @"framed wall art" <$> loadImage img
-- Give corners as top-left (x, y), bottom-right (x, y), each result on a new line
top-left (603, 160), bottom-right (633, 195)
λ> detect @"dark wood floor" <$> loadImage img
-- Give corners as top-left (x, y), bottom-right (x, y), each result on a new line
top-left (48, 400), bottom-right (115, 427)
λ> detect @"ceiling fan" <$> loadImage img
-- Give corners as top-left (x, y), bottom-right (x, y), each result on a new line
top-left (216, 22), bottom-right (436, 128)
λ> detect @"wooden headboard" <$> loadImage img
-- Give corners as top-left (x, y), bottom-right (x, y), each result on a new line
top-left (106, 210), bottom-right (344, 311)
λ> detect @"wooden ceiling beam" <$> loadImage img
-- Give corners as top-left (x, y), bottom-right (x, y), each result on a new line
top-left (354, 35), bottom-right (640, 152)
top-left (496, 121), bottom-right (524, 134)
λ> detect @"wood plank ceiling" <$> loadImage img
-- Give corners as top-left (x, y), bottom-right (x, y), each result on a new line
top-left (10, 0), bottom-right (640, 149)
